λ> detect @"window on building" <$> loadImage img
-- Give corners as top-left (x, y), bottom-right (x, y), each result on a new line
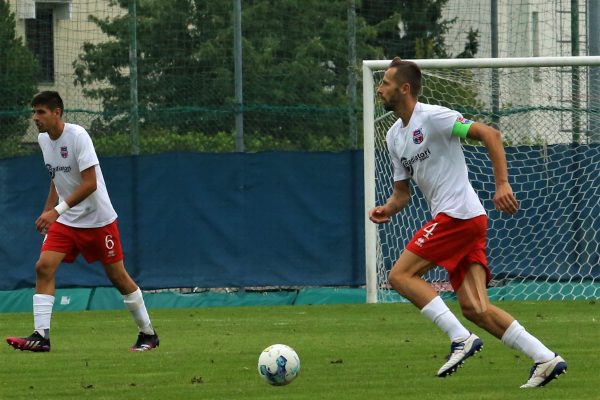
top-left (26, 6), bottom-right (54, 83)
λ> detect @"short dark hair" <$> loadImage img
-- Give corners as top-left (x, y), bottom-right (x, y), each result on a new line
top-left (388, 57), bottom-right (422, 98)
top-left (31, 91), bottom-right (64, 116)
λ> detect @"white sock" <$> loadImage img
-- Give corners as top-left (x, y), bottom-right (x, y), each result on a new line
top-left (123, 287), bottom-right (154, 335)
top-left (33, 294), bottom-right (55, 338)
top-left (421, 296), bottom-right (470, 342)
top-left (501, 320), bottom-right (555, 363)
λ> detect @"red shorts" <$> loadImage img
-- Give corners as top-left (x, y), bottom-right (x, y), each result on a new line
top-left (405, 213), bottom-right (491, 291)
top-left (42, 220), bottom-right (124, 265)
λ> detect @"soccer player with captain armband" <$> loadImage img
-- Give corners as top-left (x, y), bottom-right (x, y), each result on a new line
top-left (369, 57), bottom-right (567, 388)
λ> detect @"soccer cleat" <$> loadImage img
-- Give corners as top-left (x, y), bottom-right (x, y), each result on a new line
top-left (6, 331), bottom-right (51, 352)
top-left (437, 333), bottom-right (483, 377)
top-left (520, 354), bottom-right (567, 388)
top-left (129, 331), bottom-right (160, 352)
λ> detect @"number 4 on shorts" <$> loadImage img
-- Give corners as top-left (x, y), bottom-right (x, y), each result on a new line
top-left (423, 223), bottom-right (438, 239)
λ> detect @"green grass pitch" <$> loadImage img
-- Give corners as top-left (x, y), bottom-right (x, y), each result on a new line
top-left (1, 300), bottom-right (598, 399)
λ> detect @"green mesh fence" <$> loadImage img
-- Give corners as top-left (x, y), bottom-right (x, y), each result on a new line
top-left (1, 0), bottom-right (598, 158)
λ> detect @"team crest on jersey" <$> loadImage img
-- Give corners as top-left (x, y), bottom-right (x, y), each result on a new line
top-left (412, 128), bottom-right (424, 144)
top-left (60, 146), bottom-right (68, 158)
top-left (457, 116), bottom-right (473, 124)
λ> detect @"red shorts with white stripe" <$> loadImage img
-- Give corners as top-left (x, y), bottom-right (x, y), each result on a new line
top-left (405, 213), bottom-right (491, 291)
top-left (42, 220), bottom-right (124, 265)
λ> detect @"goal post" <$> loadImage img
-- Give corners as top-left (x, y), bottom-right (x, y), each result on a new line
top-left (363, 56), bottom-right (600, 304)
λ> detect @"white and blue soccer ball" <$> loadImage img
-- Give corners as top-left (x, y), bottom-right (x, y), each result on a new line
top-left (257, 344), bottom-right (300, 386)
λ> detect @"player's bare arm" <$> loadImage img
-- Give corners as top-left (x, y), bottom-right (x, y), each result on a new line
top-left (466, 122), bottom-right (519, 215)
top-left (35, 182), bottom-right (59, 233)
top-left (369, 179), bottom-right (410, 224)
top-left (43, 181), bottom-right (59, 212)
top-left (35, 166), bottom-right (98, 232)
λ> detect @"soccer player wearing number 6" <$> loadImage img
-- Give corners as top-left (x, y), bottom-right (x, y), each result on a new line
top-left (369, 58), bottom-right (566, 388)
top-left (6, 91), bottom-right (159, 353)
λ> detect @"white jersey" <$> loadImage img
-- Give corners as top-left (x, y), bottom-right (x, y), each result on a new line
top-left (38, 123), bottom-right (117, 228)
top-left (386, 102), bottom-right (486, 219)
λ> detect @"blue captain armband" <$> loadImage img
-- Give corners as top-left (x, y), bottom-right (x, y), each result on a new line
top-left (451, 116), bottom-right (473, 138)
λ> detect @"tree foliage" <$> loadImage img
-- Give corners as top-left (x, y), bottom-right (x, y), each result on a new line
top-left (0, 0), bottom-right (39, 139)
top-left (73, 0), bottom-right (480, 146)
top-left (360, 0), bottom-right (454, 59)
top-left (74, 0), bottom-right (382, 142)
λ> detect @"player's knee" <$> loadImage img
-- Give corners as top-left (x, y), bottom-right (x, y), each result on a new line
top-left (35, 259), bottom-right (54, 280)
top-left (104, 265), bottom-right (135, 292)
top-left (388, 269), bottom-right (408, 294)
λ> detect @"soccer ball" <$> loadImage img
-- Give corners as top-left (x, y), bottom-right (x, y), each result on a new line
top-left (257, 344), bottom-right (300, 386)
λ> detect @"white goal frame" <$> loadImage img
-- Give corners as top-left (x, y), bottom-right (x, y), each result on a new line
top-left (363, 56), bottom-right (600, 304)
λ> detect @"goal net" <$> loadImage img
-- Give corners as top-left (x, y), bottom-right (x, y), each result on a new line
top-left (363, 56), bottom-right (600, 303)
